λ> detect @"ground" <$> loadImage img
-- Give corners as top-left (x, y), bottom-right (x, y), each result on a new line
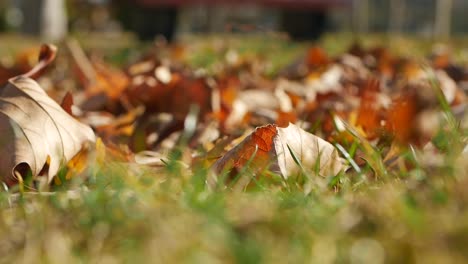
top-left (0, 33), bottom-right (467, 263)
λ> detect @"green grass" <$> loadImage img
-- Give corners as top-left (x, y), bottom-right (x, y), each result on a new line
top-left (1, 33), bottom-right (468, 263)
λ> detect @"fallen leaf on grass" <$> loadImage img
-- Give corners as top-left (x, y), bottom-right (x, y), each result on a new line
top-left (0, 45), bottom-right (96, 186)
top-left (211, 123), bottom-right (345, 186)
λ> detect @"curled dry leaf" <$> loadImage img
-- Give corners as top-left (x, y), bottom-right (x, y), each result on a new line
top-left (0, 77), bottom-right (96, 185)
top-left (211, 123), bottom-right (344, 184)
top-left (0, 44), bottom-right (95, 186)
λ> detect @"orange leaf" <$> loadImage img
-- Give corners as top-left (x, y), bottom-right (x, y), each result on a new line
top-left (276, 111), bottom-right (297, 127)
top-left (356, 78), bottom-right (382, 138)
top-left (87, 60), bottom-right (129, 99)
top-left (306, 46), bottom-right (329, 69)
top-left (386, 93), bottom-right (417, 143)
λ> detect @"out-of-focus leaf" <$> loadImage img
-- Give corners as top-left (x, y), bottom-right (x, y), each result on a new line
top-left (60, 91), bottom-right (74, 116)
top-left (127, 72), bottom-right (211, 118)
top-left (386, 92), bottom-right (417, 144)
top-left (356, 78), bottom-right (384, 139)
top-left (306, 46), bottom-right (330, 69)
top-left (67, 39), bottom-right (129, 112)
top-left (93, 106), bottom-right (145, 144)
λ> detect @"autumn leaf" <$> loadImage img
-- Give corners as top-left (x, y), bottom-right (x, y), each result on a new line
top-left (67, 39), bottom-right (129, 113)
top-left (127, 71), bottom-right (211, 118)
top-left (211, 123), bottom-right (345, 186)
top-left (0, 45), bottom-right (95, 186)
top-left (306, 46), bottom-right (330, 69)
top-left (356, 78), bottom-right (384, 138)
top-left (385, 92), bottom-right (417, 144)
top-left (60, 91), bottom-right (74, 116)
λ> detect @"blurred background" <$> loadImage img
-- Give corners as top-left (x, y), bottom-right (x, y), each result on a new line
top-left (0, 0), bottom-right (466, 42)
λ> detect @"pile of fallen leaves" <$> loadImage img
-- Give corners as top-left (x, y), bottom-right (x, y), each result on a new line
top-left (0, 40), bottom-right (466, 191)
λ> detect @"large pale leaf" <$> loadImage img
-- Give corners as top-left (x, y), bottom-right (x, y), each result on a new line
top-left (0, 52), bottom-right (95, 185)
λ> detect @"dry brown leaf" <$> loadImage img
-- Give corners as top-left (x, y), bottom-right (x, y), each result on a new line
top-left (212, 123), bottom-right (344, 185)
top-left (0, 74), bottom-right (95, 186)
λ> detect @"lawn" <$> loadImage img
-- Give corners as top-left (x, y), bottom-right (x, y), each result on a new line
top-left (0, 33), bottom-right (467, 263)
